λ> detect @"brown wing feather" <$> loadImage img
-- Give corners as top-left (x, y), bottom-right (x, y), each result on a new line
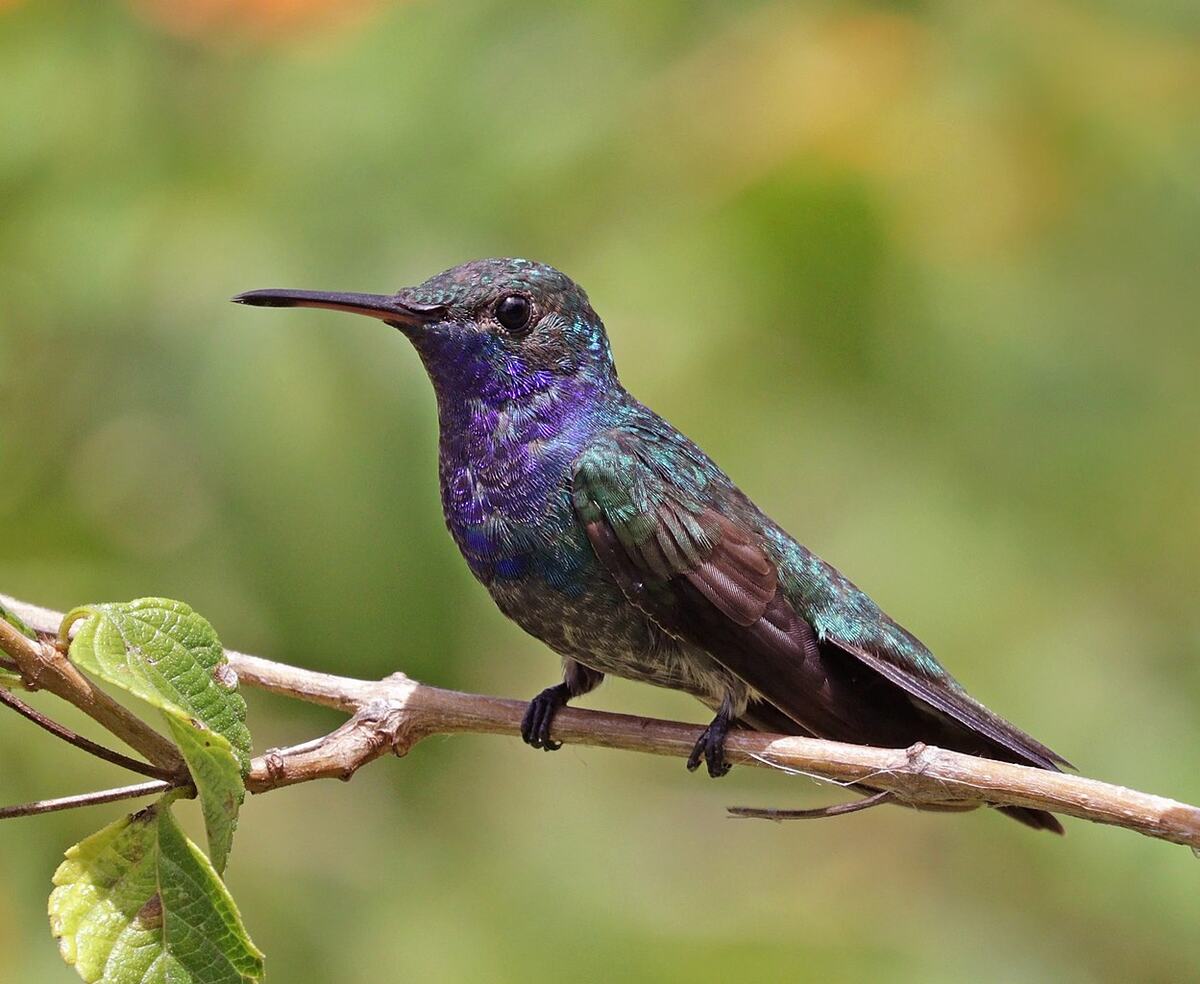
top-left (682, 512), bottom-right (776, 627)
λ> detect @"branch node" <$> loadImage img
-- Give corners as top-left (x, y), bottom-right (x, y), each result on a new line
top-left (904, 741), bottom-right (931, 773)
top-left (388, 723), bottom-right (421, 759)
top-left (263, 750), bottom-right (288, 784)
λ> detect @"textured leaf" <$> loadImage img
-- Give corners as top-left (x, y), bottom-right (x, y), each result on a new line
top-left (63, 600), bottom-right (251, 771)
top-left (49, 799), bottom-right (264, 984)
top-left (164, 715), bottom-right (243, 875)
top-left (63, 600), bottom-right (252, 870)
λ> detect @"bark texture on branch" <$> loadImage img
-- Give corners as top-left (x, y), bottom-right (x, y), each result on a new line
top-left (3, 594), bottom-right (1198, 850)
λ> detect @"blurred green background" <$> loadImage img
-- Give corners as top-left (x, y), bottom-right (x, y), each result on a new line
top-left (2, 1), bottom-right (1199, 981)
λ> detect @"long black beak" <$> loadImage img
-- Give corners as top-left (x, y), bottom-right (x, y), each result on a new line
top-left (231, 289), bottom-right (443, 329)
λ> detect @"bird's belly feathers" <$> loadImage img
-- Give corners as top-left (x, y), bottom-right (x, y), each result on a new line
top-left (488, 572), bottom-right (739, 706)
top-left (447, 498), bottom-right (740, 705)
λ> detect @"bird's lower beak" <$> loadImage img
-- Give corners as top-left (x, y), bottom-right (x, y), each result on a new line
top-left (231, 289), bottom-right (443, 330)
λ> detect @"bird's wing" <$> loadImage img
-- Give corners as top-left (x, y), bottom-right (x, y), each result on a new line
top-left (571, 431), bottom-right (865, 736)
top-left (573, 430), bottom-right (1069, 772)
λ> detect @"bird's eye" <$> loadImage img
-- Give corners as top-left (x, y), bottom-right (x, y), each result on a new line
top-left (495, 294), bottom-right (532, 335)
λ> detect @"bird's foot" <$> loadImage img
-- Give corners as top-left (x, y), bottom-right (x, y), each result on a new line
top-left (687, 711), bottom-right (733, 778)
top-left (521, 683), bottom-right (571, 751)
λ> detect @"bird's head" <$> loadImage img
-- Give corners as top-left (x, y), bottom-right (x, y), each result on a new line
top-left (234, 258), bottom-right (619, 406)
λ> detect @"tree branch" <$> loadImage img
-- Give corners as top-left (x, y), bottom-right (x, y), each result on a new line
top-left (3, 594), bottom-right (1199, 851)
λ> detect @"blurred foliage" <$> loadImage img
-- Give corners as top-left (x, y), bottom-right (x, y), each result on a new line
top-left (1, 0), bottom-right (1198, 981)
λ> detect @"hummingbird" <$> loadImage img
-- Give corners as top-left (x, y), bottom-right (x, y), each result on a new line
top-left (234, 257), bottom-right (1068, 832)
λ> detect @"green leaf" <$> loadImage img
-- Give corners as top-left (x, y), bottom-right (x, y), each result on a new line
top-left (63, 599), bottom-right (252, 770)
top-left (49, 798), bottom-right (264, 984)
top-left (63, 599), bottom-right (252, 871)
top-left (164, 715), bottom-right (243, 875)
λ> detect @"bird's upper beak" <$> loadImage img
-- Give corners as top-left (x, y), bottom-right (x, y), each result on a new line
top-left (231, 288), bottom-right (444, 330)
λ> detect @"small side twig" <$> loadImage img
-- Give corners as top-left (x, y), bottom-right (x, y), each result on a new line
top-left (0, 779), bottom-right (181, 821)
top-left (0, 688), bottom-right (175, 781)
top-left (729, 789), bottom-right (896, 821)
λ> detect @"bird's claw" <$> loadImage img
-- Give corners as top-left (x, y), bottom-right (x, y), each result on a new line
top-left (687, 715), bottom-right (732, 778)
top-left (521, 683), bottom-right (570, 751)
